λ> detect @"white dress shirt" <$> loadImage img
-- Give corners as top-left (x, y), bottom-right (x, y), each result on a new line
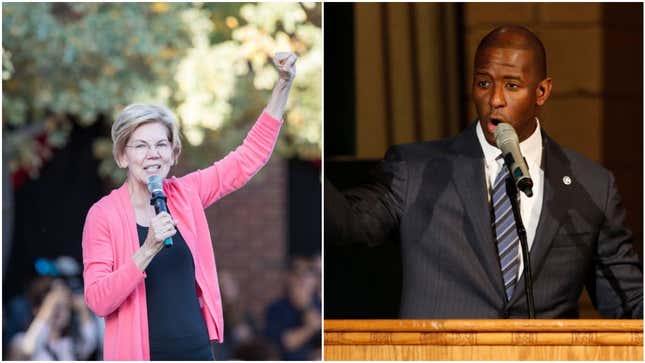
top-left (475, 120), bottom-right (544, 281)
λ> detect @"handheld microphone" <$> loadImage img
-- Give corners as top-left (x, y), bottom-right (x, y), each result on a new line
top-left (494, 123), bottom-right (534, 197)
top-left (147, 175), bottom-right (173, 248)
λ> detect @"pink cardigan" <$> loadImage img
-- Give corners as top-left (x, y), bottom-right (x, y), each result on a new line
top-left (82, 112), bottom-right (282, 360)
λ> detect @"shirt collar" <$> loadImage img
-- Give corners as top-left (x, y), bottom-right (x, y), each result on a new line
top-left (475, 118), bottom-right (543, 169)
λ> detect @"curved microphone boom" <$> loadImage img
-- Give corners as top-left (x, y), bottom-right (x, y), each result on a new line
top-left (147, 175), bottom-right (173, 248)
top-left (494, 123), bottom-right (534, 197)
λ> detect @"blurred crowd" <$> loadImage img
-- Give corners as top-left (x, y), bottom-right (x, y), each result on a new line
top-left (215, 255), bottom-right (322, 360)
top-left (3, 254), bottom-right (322, 361)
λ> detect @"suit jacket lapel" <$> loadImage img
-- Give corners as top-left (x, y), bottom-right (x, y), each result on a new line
top-left (510, 130), bottom-right (569, 305)
top-left (451, 123), bottom-right (506, 301)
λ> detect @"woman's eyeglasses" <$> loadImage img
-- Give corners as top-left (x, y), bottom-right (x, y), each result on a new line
top-left (126, 141), bottom-right (172, 156)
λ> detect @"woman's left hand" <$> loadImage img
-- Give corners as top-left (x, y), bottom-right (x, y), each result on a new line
top-left (272, 52), bottom-right (297, 83)
top-left (265, 52), bottom-right (297, 119)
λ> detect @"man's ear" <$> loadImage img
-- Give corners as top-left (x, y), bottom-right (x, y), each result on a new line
top-left (536, 77), bottom-right (552, 106)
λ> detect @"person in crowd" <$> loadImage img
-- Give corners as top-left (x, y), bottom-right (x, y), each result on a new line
top-left (4, 256), bottom-right (103, 360)
top-left (7, 279), bottom-right (98, 360)
top-left (3, 276), bottom-right (53, 355)
top-left (82, 52), bottom-right (297, 360)
top-left (265, 256), bottom-right (321, 360)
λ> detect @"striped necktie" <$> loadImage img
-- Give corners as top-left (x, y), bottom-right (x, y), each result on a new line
top-left (491, 165), bottom-right (520, 301)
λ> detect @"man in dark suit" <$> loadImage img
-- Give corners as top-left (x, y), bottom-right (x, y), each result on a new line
top-left (325, 25), bottom-right (643, 318)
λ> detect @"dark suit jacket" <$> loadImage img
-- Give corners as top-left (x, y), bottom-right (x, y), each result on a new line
top-left (326, 122), bottom-right (643, 318)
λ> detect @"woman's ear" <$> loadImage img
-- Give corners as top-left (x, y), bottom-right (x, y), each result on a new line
top-left (116, 153), bottom-right (128, 168)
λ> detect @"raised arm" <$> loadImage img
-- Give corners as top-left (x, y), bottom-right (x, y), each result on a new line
top-left (265, 52), bottom-right (296, 120)
top-left (179, 52), bottom-right (297, 207)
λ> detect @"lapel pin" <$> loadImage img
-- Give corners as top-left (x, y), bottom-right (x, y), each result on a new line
top-left (562, 176), bottom-right (572, 185)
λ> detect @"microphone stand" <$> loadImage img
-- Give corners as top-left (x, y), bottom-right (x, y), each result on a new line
top-left (505, 177), bottom-right (535, 318)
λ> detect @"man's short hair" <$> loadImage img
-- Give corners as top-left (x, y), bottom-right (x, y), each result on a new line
top-left (475, 25), bottom-right (547, 81)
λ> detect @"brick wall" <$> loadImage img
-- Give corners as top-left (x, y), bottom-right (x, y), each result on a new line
top-left (176, 157), bottom-right (288, 327)
top-left (206, 157), bottom-right (288, 325)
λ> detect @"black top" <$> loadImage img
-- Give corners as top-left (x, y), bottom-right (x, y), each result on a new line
top-left (137, 224), bottom-right (213, 360)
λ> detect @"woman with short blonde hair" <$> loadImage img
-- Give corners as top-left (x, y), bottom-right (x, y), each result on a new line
top-left (82, 52), bottom-right (297, 360)
top-left (111, 104), bottom-right (182, 166)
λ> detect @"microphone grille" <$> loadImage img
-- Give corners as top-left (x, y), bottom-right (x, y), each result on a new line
top-left (494, 123), bottom-right (518, 149)
top-left (147, 175), bottom-right (163, 194)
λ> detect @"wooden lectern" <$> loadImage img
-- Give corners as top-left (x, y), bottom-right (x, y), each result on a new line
top-left (324, 319), bottom-right (643, 360)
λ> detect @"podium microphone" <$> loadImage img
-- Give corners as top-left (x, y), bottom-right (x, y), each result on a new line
top-left (494, 123), bottom-right (534, 197)
top-left (494, 122), bottom-right (536, 318)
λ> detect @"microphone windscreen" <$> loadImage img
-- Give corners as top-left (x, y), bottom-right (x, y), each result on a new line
top-left (147, 175), bottom-right (163, 194)
top-left (494, 123), bottom-right (519, 150)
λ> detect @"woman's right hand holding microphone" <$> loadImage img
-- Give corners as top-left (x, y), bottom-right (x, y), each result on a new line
top-left (143, 212), bottom-right (177, 254)
top-left (134, 212), bottom-right (177, 271)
